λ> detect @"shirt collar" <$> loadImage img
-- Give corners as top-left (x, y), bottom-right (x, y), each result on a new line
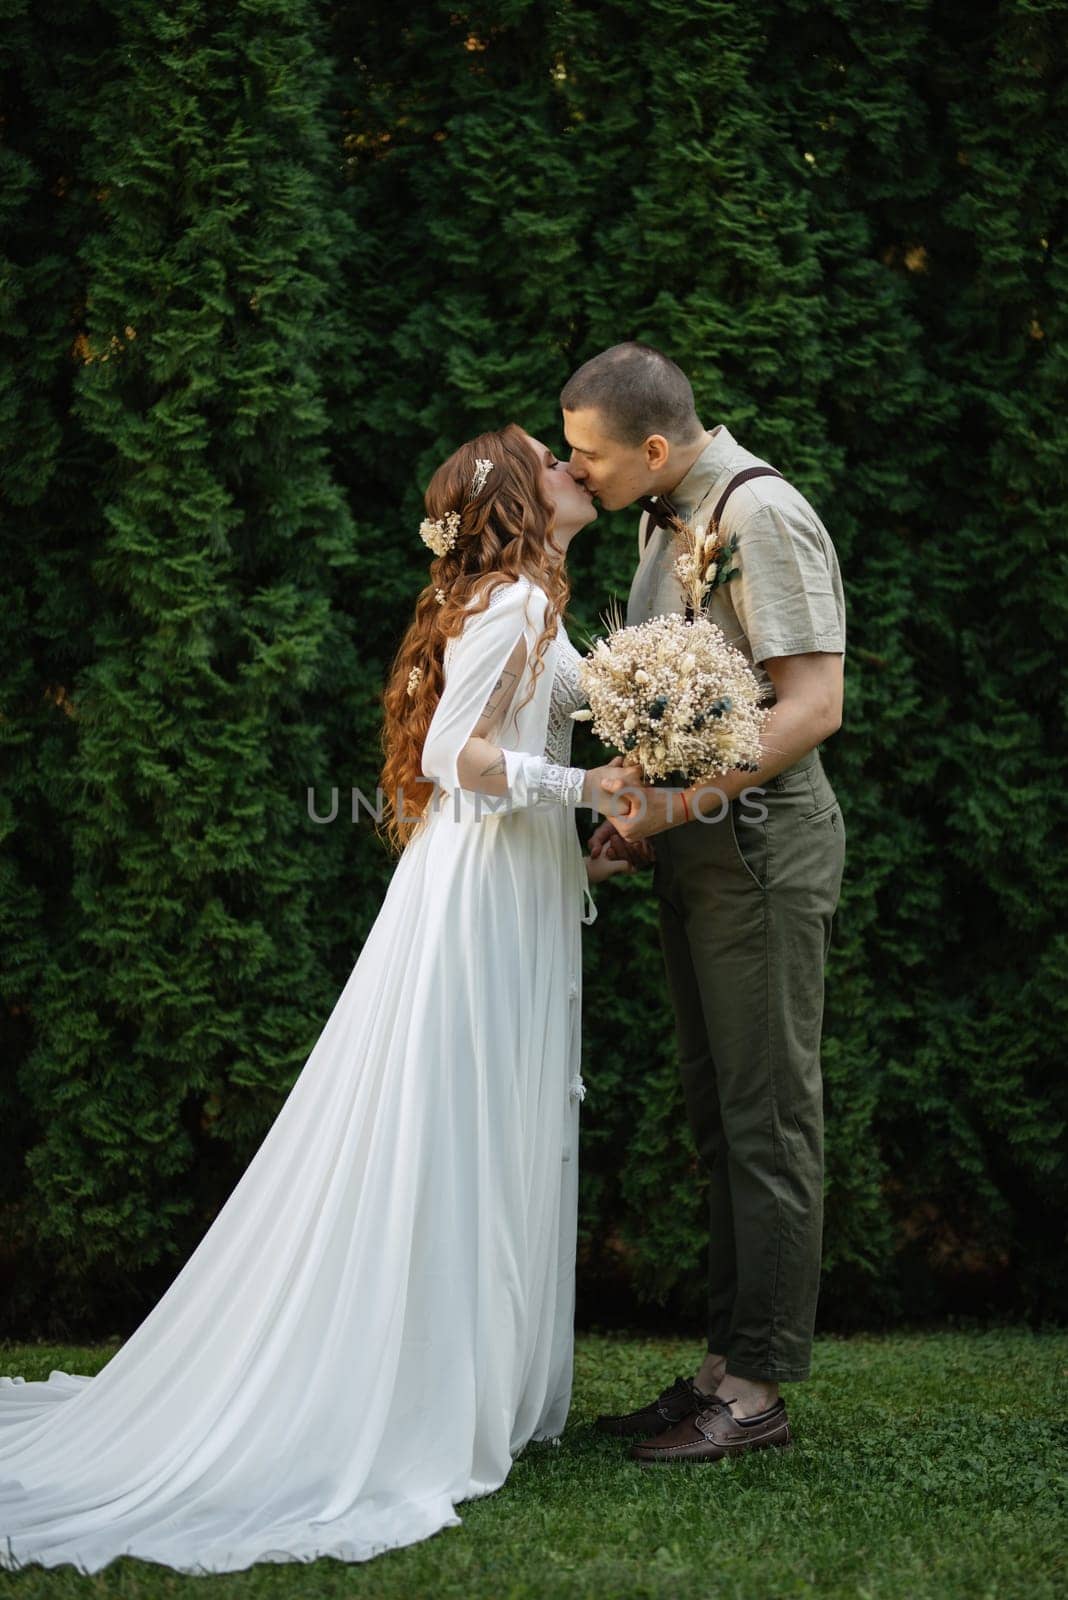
top-left (668, 424), bottom-right (740, 518)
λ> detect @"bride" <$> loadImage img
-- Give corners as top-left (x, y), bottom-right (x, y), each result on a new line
top-left (0, 423), bottom-right (641, 1576)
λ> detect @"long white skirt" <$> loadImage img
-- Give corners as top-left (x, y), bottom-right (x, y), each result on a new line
top-left (0, 800), bottom-right (593, 1575)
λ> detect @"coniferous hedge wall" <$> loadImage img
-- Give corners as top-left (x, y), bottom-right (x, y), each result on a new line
top-left (2, 0), bottom-right (1065, 1337)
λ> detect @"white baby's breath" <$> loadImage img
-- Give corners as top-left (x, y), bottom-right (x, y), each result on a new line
top-left (419, 511), bottom-right (461, 558)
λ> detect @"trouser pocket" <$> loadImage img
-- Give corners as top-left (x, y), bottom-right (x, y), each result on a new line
top-left (728, 796), bottom-right (769, 891)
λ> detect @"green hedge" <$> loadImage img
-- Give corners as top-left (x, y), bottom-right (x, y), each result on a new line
top-left (1, 0), bottom-right (1064, 1337)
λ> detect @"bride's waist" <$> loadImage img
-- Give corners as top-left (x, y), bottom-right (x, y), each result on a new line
top-left (423, 792), bottom-right (583, 829)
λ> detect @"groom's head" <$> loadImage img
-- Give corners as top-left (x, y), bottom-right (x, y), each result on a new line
top-left (560, 342), bottom-right (705, 511)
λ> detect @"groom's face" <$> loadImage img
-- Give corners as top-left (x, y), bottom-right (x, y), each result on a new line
top-left (562, 407), bottom-right (661, 512)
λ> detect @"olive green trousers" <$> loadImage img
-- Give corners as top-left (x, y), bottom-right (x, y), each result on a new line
top-left (652, 746), bottom-right (846, 1382)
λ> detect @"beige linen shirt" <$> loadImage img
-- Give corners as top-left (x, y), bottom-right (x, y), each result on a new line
top-left (625, 424), bottom-right (846, 705)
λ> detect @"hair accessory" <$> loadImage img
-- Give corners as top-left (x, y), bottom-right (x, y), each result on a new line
top-left (434, 587), bottom-right (447, 605)
top-left (406, 666), bottom-right (422, 697)
top-left (419, 510), bottom-right (460, 557)
top-left (471, 458), bottom-right (493, 497)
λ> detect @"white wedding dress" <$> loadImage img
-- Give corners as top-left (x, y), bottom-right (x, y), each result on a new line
top-left (0, 573), bottom-right (597, 1576)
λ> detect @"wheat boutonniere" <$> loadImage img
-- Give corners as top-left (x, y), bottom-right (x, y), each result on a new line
top-left (667, 508), bottom-right (741, 618)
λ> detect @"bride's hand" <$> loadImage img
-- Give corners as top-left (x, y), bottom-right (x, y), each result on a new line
top-left (587, 817), bottom-right (656, 867)
top-left (584, 760), bottom-right (645, 818)
top-left (584, 851), bottom-right (634, 885)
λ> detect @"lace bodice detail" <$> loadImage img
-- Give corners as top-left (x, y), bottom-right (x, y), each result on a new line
top-left (544, 632), bottom-right (586, 765)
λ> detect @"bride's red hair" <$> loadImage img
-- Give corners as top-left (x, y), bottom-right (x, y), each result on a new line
top-left (377, 423), bottom-right (571, 855)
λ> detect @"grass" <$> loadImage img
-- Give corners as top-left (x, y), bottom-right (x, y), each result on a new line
top-left (0, 1326), bottom-right (1064, 1598)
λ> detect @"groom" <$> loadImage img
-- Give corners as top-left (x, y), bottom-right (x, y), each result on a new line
top-left (561, 341), bottom-right (846, 1464)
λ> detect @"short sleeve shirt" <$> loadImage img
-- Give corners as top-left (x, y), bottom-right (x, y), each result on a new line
top-left (624, 425), bottom-right (846, 704)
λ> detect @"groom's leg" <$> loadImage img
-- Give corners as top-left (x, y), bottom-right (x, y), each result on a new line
top-left (653, 850), bottom-right (735, 1357)
top-left (664, 753), bottom-right (845, 1383)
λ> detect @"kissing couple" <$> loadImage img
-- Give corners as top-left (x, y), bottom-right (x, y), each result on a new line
top-left (0, 343), bottom-right (846, 1576)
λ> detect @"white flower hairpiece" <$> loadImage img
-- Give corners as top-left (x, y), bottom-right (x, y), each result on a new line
top-left (406, 666), bottom-right (422, 697)
top-left (419, 510), bottom-right (461, 558)
top-left (418, 459), bottom-right (492, 560)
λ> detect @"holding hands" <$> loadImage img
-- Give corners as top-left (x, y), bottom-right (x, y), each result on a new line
top-left (583, 756), bottom-right (658, 881)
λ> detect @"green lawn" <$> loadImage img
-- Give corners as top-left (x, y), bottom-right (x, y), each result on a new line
top-left (1, 1327), bottom-right (1064, 1598)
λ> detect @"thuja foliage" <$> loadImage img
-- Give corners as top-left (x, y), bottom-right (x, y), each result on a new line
top-left (0, 0), bottom-right (366, 1331)
top-left (1, 0), bottom-right (1064, 1335)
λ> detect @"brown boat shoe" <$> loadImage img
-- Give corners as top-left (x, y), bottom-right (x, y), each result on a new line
top-left (629, 1394), bottom-right (792, 1464)
top-left (594, 1373), bottom-right (716, 1439)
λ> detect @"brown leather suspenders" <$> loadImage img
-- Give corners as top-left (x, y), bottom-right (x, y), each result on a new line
top-left (709, 465), bottom-right (784, 525)
top-left (683, 465), bottom-right (785, 619)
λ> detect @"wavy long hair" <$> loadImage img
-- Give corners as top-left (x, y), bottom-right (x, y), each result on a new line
top-left (377, 423), bottom-right (571, 855)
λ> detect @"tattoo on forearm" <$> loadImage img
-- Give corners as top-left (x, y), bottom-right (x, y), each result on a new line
top-left (479, 753), bottom-right (507, 779)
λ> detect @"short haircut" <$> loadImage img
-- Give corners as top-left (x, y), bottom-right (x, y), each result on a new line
top-left (560, 341), bottom-right (702, 447)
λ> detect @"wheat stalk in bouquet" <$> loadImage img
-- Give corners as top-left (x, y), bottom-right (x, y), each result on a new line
top-left (571, 513), bottom-right (774, 785)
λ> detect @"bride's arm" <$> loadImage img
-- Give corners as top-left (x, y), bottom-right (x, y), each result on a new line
top-left (454, 634), bottom-right (529, 797)
top-left (455, 633), bottom-right (586, 803)
top-left (455, 636), bottom-right (638, 812)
